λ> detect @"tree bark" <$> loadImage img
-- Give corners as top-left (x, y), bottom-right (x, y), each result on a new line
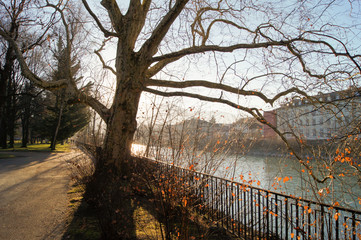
top-left (50, 100), bottom-right (64, 150)
top-left (0, 46), bottom-right (15, 149)
top-left (89, 44), bottom-right (145, 239)
top-left (7, 76), bottom-right (16, 149)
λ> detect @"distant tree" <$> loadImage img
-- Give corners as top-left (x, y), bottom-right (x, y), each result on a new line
top-left (0, 0), bottom-right (53, 148)
top-left (33, 92), bottom-right (89, 145)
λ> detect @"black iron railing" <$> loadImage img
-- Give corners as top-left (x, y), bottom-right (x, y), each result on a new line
top-left (75, 141), bottom-right (101, 160)
top-left (145, 158), bottom-right (361, 240)
top-left (75, 142), bottom-right (361, 239)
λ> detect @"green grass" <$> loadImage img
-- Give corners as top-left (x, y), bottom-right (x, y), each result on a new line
top-left (63, 184), bottom-right (102, 240)
top-left (0, 143), bottom-right (71, 152)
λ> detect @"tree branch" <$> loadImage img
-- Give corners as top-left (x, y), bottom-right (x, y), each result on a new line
top-left (71, 93), bottom-right (110, 122)
top-left (81, 0), bottom-right (118, 37)
top-left (145, 56), bottom-right (182, 78)
top-left (152, 40), bottom-right (294, 62)
top-left (143, 87), bottom-right (331, 183)
top-left (124, 0), bottom-right (151, 48)
top-left (140, 0), bottom-right (189, 58)
top-left (100, 0), bottom-right (124, 33)
top-left (0, 29), bottom-right (68, 90)
top-left (145, 78), bottom-right (309, 106)
top-left (94, 39), bottom-right (117, 75)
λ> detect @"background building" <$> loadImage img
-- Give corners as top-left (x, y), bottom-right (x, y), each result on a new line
top-left (264, 88), bottom-right (361, 140)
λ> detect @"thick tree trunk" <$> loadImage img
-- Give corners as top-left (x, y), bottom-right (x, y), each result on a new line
top-left (88, 63), bottom-right (145, 239)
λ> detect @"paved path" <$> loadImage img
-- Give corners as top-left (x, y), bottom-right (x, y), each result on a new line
top-left (0, 151), bottom-right (80, 240)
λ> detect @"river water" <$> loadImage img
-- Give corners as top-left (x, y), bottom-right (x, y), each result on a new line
top-left (132, 144), bottom-right (361, 211)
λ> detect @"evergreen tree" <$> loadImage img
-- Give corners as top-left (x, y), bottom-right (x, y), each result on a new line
top-left (33, 92), bottom-right (89, 144)
top-left (41, 36), bottom-right (89, 149)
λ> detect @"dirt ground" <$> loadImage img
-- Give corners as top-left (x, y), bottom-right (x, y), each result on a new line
top-left (0, 151), bottom-right (82, 240)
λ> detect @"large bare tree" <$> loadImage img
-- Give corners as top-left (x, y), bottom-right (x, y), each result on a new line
top-left (1, 0), bottom-right (360, 178)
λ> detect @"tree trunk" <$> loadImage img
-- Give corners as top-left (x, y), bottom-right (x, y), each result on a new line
top-left (7, 78), bottom-right (16, 149)
top-left (0, 52), bottom-right (14, 149)
top-left (51, 101), bottom-right (64, 150)
top-left (88, 66), bottom-right (144, 239)
top-left (0, 117), bottom-right (7, 149)
top-left (0, 79), bottom-right (7, 148)
top-left (21, 114), bottom-right (30, 148)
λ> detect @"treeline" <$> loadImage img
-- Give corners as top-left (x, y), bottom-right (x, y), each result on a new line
top-left (0, 37), bottom-right (90, 149)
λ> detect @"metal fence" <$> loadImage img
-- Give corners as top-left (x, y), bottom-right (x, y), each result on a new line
top-left (145, 158), bottom-right (361, 240)
top-left (74, 142), bottom-right (361, 239)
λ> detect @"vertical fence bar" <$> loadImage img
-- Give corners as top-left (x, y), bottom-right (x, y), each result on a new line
top-left (236, 185), bottom-right (241, 237)
top-left (335, 209), bottom-right (339, 240)
top-left (352, 212), bottom-right (356, 240)
top-left (258, 189), bottom-right (261, 238)
top-left (231, 183), bottom-right (235, 234)
top-left (243, 187), bottom-right (247, 239)
top-left (266, 192), bottom-right (271, 239)
top-left (250, 187), bottom-right (254, 239)
top-left (321, 205), bottom-right (325, 240)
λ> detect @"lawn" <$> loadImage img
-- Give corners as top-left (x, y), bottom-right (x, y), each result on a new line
top-left (0, 143), bottom-right (71, 152)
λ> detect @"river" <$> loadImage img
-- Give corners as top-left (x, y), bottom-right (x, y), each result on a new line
top-left (131, 143), bottom-right (361, 211)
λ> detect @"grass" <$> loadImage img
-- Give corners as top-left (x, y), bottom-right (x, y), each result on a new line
top-left (0, 143), bottom-right (71, 152)
top-left (62, 151), bottom-right (238, 240)
top-left (63, 184), bottom-right (102, 240)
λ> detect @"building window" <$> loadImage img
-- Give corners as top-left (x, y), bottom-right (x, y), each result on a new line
top-left (313, 129), bottom-right (316, 137)
top-left (319, 117), bottom-right (323, 125)
top-left (320, 129), bottom-right (324, 137)
top-left (306, 119), bottom-right (309, 126)
top-left (328, 128), bottom-right (332, 137)
top-left (312, 119), bottom-right (316, 125)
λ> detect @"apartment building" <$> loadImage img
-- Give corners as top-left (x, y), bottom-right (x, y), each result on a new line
top-left (265, 88), bottom-right (361, 140)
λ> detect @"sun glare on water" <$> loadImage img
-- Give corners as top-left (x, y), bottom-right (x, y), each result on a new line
top-left (131, 143), bottom-right (146, 156)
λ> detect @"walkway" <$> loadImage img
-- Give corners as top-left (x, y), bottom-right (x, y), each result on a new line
top-left (0, 151), bottom-right (80, 240)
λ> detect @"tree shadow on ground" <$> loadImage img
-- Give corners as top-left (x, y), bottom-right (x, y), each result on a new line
top-left (62, 155), bottom-right (238, 240)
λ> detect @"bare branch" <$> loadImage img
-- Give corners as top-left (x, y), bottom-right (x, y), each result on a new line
top-left (152, 40), bottom-right (294, 62)
top-left (81, 0), bottom-right (118, 37)
top-left (100, 0), bottom-right (123, 33)
top-left (0, 29), bottom-right (68, 90)
top-left (140, 0), bottom-right (189, 58)
top-left (146, 78), bottom-right (309, 106)
top-left (72, 93), bottom-right (110, 122)
top-left (94, 39), bottom-right (117, 75)
top-left (143, 87), bottom-right (331, 183)
top-left (145, 56), bottom-right (182, 78)
top-left (125, 0), bottom-right (151, 48)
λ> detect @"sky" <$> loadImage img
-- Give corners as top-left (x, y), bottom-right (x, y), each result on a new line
top-left (84, 0), bottom-right (361, 124)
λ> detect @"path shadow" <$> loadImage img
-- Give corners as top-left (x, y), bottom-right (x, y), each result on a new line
top-left (0, 152), bottom-right (53, 173)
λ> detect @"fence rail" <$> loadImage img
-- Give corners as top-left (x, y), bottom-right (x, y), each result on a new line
top-left (144, 158), bottom-right (361, 240)
top-left (75, 142), bottom-right (361, 239)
